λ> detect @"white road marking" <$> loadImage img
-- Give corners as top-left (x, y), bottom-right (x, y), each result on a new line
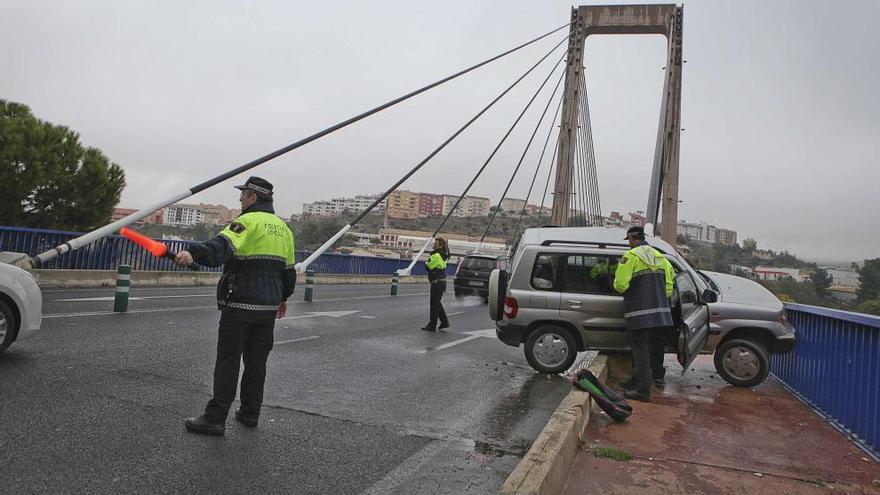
top-left (56, 296), bottom-right (147, 302)
top-left (421, 328), bottom-right (496, 353)
top-left (277, 310), bottom-right (361, 321)
top-left (446, 311), bottom-right (464, 317)
top-left (359, 316), bottom-right (376, 319)
top-left (43, 291), bottom-right (426, 319)
top-left (313, 293), bottom-right (427, 302)
top-left (43, 306), bottom-right (215, 318)
top-left (275, 335), bottom-right (320, 346)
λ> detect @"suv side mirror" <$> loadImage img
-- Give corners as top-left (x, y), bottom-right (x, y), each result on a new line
top-left (680, 291), bottom-right (697, 304)
top-left (702, 289), bottom-right (718, 303)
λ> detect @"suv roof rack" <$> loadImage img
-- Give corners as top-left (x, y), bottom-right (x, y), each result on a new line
top-left (540, 240), bottom-right (630, 248)
top-left (539, 240), bottom-right (669, 254)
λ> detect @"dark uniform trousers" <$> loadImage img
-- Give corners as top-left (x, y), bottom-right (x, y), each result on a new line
top-left (629, 328), bottom-right (667, 395)
top-left (204, 311), bottom-right (275, 421)
top-left (428, 279), bottom-right (449, 328)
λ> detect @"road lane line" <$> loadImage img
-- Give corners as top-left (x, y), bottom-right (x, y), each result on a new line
top-left (43, 305), bottom-right (216, 318)
top-left (422, 335), bottom-right (481, 353)
top-left (275, 335), bottom-right (320, 345)
top-left (56, 296), bottom-right (147, 302)
top-left (421, 329), bottom-right (496, 353)
top-left (43, 293), bottom-right (429, 319)
top-left (446, 311), bottom-right (464, 316)
top-left (300, 292), bottom-right (427, 303)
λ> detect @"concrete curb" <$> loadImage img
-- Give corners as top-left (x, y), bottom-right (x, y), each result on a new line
top-left (500, 355), bottom-right (609, 495)
top-left (31, 270), bottom-right (429, 288)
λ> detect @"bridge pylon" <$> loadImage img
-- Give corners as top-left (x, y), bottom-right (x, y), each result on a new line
top-left (550, 4), bottom-right (683, 246)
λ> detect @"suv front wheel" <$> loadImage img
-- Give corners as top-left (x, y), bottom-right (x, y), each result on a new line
top-left (524, 325), bottom-right (577, 374)
top-left (713, 338), bottom-right (770, 388)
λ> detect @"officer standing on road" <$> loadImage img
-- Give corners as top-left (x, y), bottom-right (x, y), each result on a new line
top-left (174, 176), bottom-right (296, 435)
top-left (613, 226), bottom-right (675, 402)
top-left (421, 237), bottom-right (450, 332)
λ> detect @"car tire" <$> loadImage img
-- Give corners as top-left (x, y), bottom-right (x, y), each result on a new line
top-left (524, 325), bottom-right (578, 374)
top-left (0, 300), bottom-right (19, 353)
top-left (488, 269), bottom-right (507, 321)
top-left (714, 338), bottom-right (770, 388)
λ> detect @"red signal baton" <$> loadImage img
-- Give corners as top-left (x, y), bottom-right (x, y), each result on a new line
top-left (120, 228), bottom-right (200, 271)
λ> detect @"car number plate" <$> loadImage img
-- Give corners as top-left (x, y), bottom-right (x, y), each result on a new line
top-left (468, 281), bottom-right (484, 287)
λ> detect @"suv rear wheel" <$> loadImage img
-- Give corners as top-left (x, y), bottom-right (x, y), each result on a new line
top-left (524, 324), bottom-right (577, 374)
top-left (714, 338), bottom-right (770, 388)
top-left (0, 300), bottom-right (19, 353)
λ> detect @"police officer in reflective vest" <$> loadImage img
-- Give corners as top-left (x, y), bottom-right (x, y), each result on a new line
top-left (613, 226), bottom-right (675, 402)
top-left (174, 176), bottom-right (296, 435)
top-left (421, 237), bottom-right (450, 332)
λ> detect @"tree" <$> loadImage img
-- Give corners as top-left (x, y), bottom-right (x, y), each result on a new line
top-left (854, 298), bottom-right (880, 316)
top-left (742, 237), bottom-right (757, 252)
top-left (810, 268), bottom-right (832, 299)
top-left (0, 100), bottom-right (125, 231)
top-left (857, 258), bottom-right (880, 302)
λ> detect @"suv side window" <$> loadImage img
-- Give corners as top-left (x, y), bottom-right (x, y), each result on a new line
top-left (561, 255), bottom-right (619, 295)
top-left (531, 254), bottom-right (562, 290)
top-left (675, 271), bottom-right (700, 318)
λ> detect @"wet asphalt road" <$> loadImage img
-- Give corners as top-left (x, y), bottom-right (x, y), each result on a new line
top-left (1, 283), bottom-right (590, 494)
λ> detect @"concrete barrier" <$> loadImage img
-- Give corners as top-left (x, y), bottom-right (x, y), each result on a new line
top-left (31, 270), bottom-right (428, 288)
top-left (500, 354), bottom-right (609, 495)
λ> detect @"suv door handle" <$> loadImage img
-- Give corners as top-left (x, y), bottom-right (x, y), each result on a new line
top-left (566, 300), bottom-right (582, 306)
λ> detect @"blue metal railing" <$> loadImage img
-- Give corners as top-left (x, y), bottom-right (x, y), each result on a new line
top-left (772, 303), bottom-right (879, 458)
top-left (0, 226), bottom-right (456, 275)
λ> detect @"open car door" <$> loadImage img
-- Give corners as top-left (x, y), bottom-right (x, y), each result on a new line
top-left (673, 270), bottom-right (711, 371)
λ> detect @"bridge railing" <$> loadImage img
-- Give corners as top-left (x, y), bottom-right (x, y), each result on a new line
top-left (0, 226), bottom-right (456, 276)
top-left (772, 303), bottom-right (879, 458)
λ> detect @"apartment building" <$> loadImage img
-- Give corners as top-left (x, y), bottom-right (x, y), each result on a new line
top-left (386, 190), bottom-right (420, 219)
top-left (162, 204), bottom-right (204, 227)
top-left (501, 198), bottom-right (527, 213)
top-left (442, 194), bottom-right (490, 218)
top-left (302, 194), bottom-right (386, 217)
top-left (198, 203), bottom-right (241, 225)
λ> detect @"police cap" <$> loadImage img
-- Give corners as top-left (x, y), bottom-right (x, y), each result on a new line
top-left (234, 176), bottom-right (273, 197)
top-left (625, 226), bottom-right (645, 239)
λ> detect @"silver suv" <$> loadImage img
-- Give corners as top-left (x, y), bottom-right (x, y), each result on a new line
top-left (488, 226), bottom-right (796, 387)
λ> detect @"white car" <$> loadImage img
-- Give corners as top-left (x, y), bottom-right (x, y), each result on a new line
top-left (0, 262), bottom-right (43, 353)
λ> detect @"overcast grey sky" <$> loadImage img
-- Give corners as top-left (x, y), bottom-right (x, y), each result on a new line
top-left (2, 0), bottom-right (877, 262)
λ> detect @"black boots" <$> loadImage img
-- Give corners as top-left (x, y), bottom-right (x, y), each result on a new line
top-left (421, 322), bottom-right (449, 331)
top-left (234, 409), bottom-right (258, 428)
top-left (184, 415), bottom-right (225, 436)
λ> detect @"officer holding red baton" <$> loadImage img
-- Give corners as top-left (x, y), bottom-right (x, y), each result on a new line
top-left (175, 176), bottom-right (295, 435)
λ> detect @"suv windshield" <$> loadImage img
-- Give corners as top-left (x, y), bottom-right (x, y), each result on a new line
top-left (461, 257), bottom-right (496, 270)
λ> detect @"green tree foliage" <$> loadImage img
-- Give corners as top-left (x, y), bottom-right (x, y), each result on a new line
top-left (854, 298), bottom-right (880, 316)
top-left (289, 216), bottom-right (356, 251)
top-left (742, 237), bottom-right (757, 252)
top-left (810, 268), bottom-right (833, 299)
top-left (857, 258), bottom-right (880, 302)
top-left (0, 100), bottom-right (125, 231)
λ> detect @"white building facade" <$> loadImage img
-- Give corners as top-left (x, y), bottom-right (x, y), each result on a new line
top-left (163, 204), bottom-right (205, 226)
top-left (303, 194), bottom-right (386, 217)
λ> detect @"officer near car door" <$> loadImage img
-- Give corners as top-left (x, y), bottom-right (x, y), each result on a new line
top-left (174, 176), bottom-right (296, 435)
top-left (421, 237), bottom-right (450, 332)
top-left (613, 226), bottom-right (675, 402)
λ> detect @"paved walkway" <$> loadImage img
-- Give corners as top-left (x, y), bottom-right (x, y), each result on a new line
top-left (563, 355), bottom-right (880, 494)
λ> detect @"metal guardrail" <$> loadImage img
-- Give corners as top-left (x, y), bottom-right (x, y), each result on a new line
top-left (772, 303), bottom-right (879, 459)
top-left (0, 226), bottom-right (456, 275)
